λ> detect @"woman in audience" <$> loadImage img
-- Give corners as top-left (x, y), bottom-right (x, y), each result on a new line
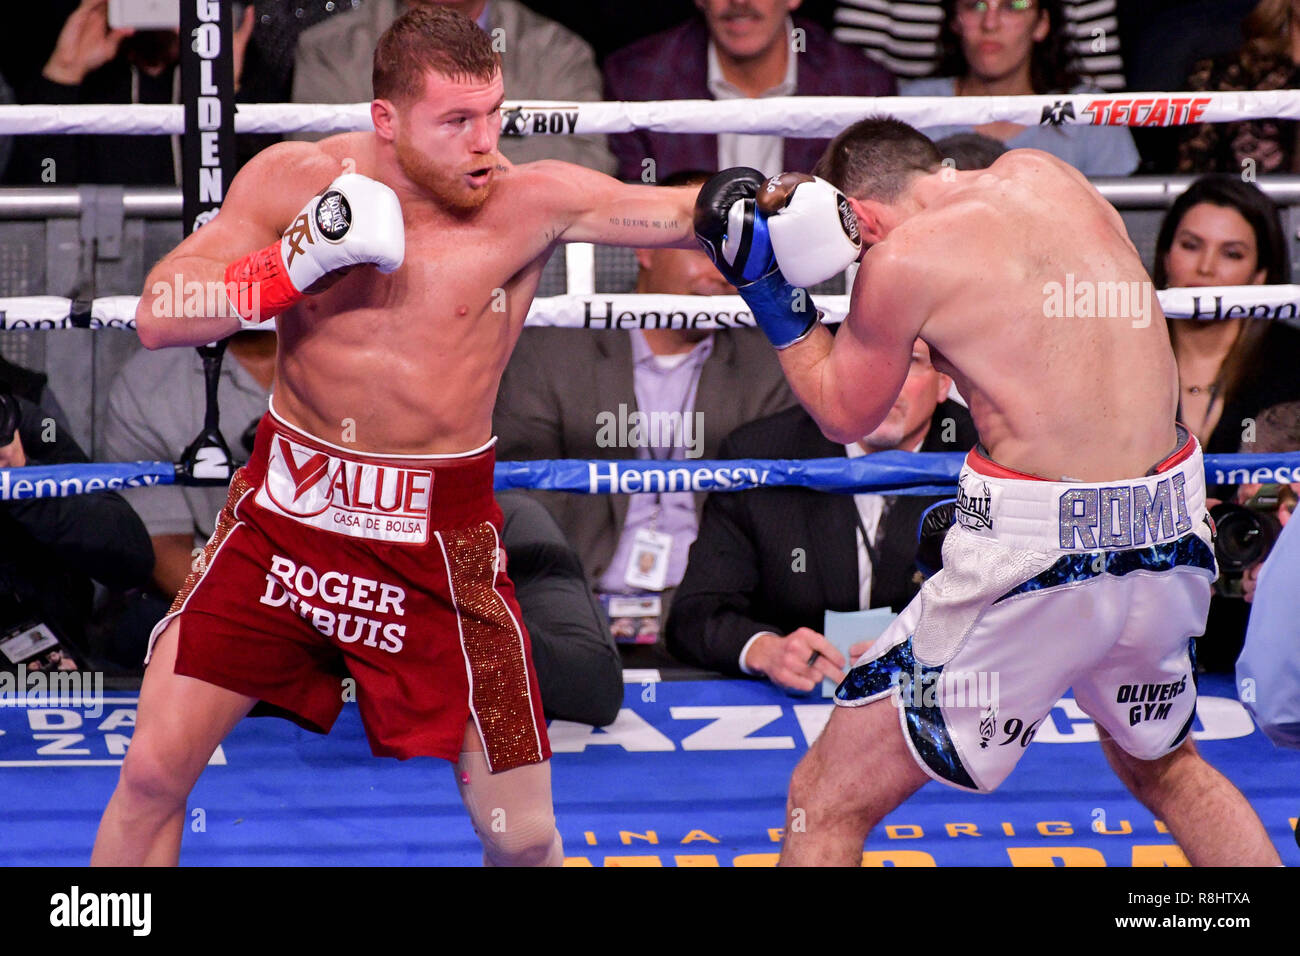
top-left (1155, 176), bottom-right (1300, 672)
top-left (1179, 0), bottom-right (1300, 174)
top-left (901, 0), bottom-right (1139, 175)
top-left (1153, 176), bottom-right (1300, 456)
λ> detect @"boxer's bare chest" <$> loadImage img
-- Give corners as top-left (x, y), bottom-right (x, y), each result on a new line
top-left (299, 210), bottom-right (551, 345)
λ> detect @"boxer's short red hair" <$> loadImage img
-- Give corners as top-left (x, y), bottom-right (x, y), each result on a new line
top-left (373, 6), bottom-right (500, 103)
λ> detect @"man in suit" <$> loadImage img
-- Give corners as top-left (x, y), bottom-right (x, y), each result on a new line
top-left (603, 0), bottom-right (896, 183)
top-left (497, 492), bottom-right (623, 727)
top-left (494, 173), bottom-right (795, 657)
top-left (293, 0), bottom-right (615, 173)
top-left (666, 338), bottom-right (977, 690)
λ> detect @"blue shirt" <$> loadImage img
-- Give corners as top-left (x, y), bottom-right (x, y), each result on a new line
top-left (1237, 515), bottom-right (1300, 749)
top-left (900, 78), bottom-right (1140, 176)
top-left (599, 331), bottom-right (714, 593)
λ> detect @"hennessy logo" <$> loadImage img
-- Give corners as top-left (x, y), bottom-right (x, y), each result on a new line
top-left (282, 212), bottom-right (314, 269)
top-left (1040, 101), bottom-right (1076, 126)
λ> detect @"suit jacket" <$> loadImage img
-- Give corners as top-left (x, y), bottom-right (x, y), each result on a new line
top-left (665, 400), bottom-right (978, 677)
top-left (602, 15), bottom-right (896, 182)
top-left (292, 0), bottom-right (616, 173)
top-left (493, 327), bottom-right (796, 585)
top-left (498, 491), bottom-right (621, 726)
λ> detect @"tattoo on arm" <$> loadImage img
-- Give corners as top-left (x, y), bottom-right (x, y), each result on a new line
top-left (610, 217), bottom-right (682, 230)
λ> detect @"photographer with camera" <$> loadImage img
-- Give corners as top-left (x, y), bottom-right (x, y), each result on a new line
top-left (0, 372), bottom-right (153, 673)
top-left (1152, 176), bottom-right (1300, 671)
top-left (5, 0), bottom-right (255, 186)
top-left (1233, 402), bottom-right (1300, 748)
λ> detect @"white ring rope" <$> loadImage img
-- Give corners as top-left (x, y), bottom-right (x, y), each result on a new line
top-left (0, 89), bottom-right (1294, 137)
top-left (2, 286), bottom-right (1297, 332)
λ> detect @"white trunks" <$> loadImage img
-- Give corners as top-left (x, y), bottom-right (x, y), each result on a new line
top-left (836, 427), bottom-right (1217, 793)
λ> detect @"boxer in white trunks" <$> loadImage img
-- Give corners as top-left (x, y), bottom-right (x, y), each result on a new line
top-left (693, 116), bottom-right (1282, 866)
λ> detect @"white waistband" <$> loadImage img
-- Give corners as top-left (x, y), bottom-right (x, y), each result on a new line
top-left (954, 446), bottom-right (1208, 553)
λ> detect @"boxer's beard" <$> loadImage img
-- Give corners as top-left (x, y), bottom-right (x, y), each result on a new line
top-left (395, 136), bottom-right (492, 214)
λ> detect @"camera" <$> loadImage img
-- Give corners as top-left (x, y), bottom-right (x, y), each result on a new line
top-left (108, 0), bottom-right (180, 30)
top-left (1209, 484), bottom-right (1294, 597)
top-left (0, 384), bottom-right (20, 446)
top-left (108, 1), bottom-right (247, 31)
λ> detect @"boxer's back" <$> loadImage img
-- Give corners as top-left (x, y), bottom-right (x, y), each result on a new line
top-left (878, 150), bottom-right (1178, 480)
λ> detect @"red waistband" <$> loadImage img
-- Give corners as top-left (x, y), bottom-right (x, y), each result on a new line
top-left (252, 412), bottom-right (499, 527)
top-left (965, 425), bottom-right (1196, 481)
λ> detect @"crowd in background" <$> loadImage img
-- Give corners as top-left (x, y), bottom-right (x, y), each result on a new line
top-left (0, 1), bottom-right (1297, 739)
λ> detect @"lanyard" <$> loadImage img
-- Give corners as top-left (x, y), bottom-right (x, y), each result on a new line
top-left (644, 354), bottom-right (707, 527)
top-left (852, 496), bottom-right (882, 582)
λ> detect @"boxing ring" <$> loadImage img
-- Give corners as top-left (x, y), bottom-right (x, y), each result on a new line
top-left (1, 83), bottom-right (1299, 867)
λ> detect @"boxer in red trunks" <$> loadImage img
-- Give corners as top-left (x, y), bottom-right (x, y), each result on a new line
top-left (91, 6), bottom-right (698, 866)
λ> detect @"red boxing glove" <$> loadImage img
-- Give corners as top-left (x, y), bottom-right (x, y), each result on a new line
top-left (223, 172), bottom-right (405, 326)
top-left (224, 242), bottom-right (304, 326)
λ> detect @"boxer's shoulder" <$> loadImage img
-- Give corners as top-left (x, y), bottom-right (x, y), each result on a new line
top-left (240, 139), bottom-right (359, 196)
top-left (232, 138), bottom-right (375, 222)
top-left (501, 159), bottom-right (621, 208)
top-left (988, 147), bottom-right (1069, 177)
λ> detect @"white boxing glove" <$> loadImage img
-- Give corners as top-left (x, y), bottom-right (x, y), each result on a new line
top-left (757, 173), bottom-right (861, 288)
top-left (225, 172), bottom-right (405, 324)
top-left (280, 172), bottom-right (405, 289)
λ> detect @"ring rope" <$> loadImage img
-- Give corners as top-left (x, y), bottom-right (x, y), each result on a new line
top-left (1, 286), bottom-right (1297, 331)
top-left (8, 453), bottom-right (1300, 500)
top-left (0, 89), bottom-right (1292, 137)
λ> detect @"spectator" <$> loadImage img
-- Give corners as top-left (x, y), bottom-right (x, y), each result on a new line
top-left (932, 130), bottom-right (1007, 169)
top-left (511, 0), bottom-right (700, 62)
top-left (493, 173), bottom-right (795, 663)
top-left (6, 0), bottom-right (256, 185)
top-left (101, 332), bottom-right (276, 664)
top-left (1115, 0), bottom-right (1255, 174)
top-left (1154, 177), bottom-right (1300, 673)
top-left (1236, 457), bottom-right (1300, 748)
top-left (833, 0), bottom-right (1125, 91)
top-left (0, 381), bottom-right (153, 667)
top-left (292, 0), bottom-right (615, 173)
top-left (900, 0), bottom-right (1139, 175)
top-left (603, 0), bottom-right (896, 183)
top-left (1235, 400), bottom-right (1300, 606)
top-left (1178, 0), bottom-right (1300, 175)
top-left (498, 491), bottom-right (622, 726)
top-left (666, 338), bottom-right (977, 689)
top-left (1153, 176), bottom-right (1300, 458)
top-left (240, 1), bottom-right (367, 107)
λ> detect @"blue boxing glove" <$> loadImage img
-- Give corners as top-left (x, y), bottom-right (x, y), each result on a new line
top-left (693, 167), bottom-right (819, 349)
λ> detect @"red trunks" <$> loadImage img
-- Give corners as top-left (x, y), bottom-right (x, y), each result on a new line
top-left (148, 405), bottom-right (550, 772)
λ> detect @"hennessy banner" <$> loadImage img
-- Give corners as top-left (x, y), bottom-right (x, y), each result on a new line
top-left (180, 0), bottom-right (237, 237)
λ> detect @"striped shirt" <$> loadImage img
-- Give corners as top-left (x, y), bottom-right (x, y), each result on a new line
top-left (831, 0), bottom-right (1125, 91)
